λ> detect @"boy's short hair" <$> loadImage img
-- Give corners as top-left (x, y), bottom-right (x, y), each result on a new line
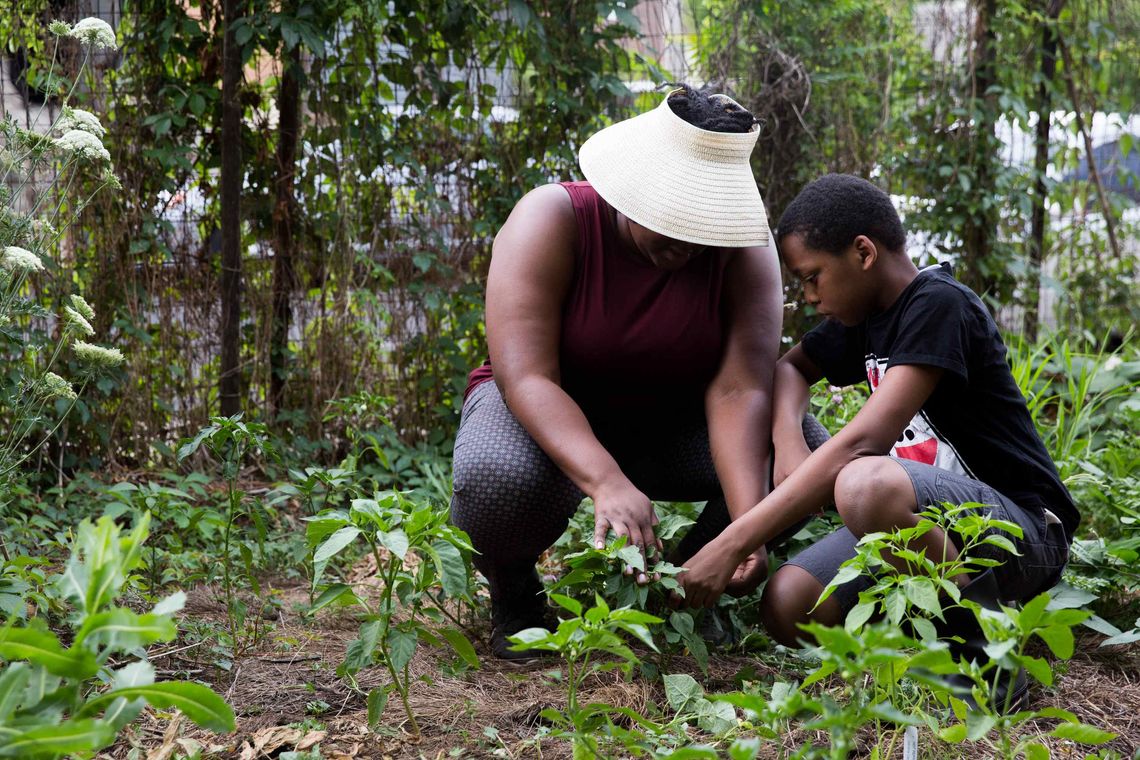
top-left (775, 174), bottom-right (906, 254)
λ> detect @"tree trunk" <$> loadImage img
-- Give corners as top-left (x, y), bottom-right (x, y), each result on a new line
top-left (219, 0), bottom-right (243, 417)
top-left (960, 0), bottom-right (998, 298)
top-left (270, 37), bottom-right (302, 417)
top-left (1058, 36), bottom-right (1123, 263)
top-left (1024, 0), bottom-right (1064, 341)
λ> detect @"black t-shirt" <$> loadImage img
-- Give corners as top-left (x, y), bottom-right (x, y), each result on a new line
top-left (801, 263), bottom-right (1079, 538)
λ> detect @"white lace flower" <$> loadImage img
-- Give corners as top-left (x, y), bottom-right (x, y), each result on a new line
top-left (63, 306), bottom-right (95, 336)
top-left (57, 107), bottom-right (105, 138)
top-left (39, 372), bottom-right (77, 400)
top-left (1, 246), bottom-right (45, 272)
top-left (69, 18), bottom-right (117, 51)
top-left (54, 129), bottom-right (111, 163)
top-left (48, 20), bottom-right (71, 36)
top-left (73, 340), bottom-right (124, 368)
top-left (69, 294), bottom-right (96, 322)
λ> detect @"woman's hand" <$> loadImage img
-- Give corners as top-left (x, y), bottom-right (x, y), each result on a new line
top-left (724, 545), bottom-right (768, 597)
top-left (592, 479), bottom-right (660, 584)
top-left (773, 438), bottom-right (812, 488)
top-left (674, 538), bottom-right (740, 609)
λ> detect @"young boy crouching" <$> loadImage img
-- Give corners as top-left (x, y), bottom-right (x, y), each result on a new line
top-left (677, 174), bottom-right (1076, 711)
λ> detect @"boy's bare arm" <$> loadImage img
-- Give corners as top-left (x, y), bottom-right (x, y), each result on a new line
top-left (677, 362), bottom-right (943, 608)
top-left (771, 345), bottom-right (822, 486)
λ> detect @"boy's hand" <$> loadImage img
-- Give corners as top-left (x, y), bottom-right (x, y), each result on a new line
top-left (674, 540), bottom-right (738, 609)
top-left (724, 546), bottom-right (768, 597)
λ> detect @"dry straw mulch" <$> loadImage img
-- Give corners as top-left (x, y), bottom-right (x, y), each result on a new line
top-left (99, 579), bottom-right (1140, 760)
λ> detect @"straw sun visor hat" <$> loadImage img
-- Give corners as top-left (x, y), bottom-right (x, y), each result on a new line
top-left (578, 89), bottom-right (769, 248)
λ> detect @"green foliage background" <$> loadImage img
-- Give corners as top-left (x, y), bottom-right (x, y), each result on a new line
top-left (0, 0), bottom-right (1136, 469)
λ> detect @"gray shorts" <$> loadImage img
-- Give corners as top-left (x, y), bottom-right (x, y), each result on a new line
top-left (785, 458), bottom-right (1071, 613)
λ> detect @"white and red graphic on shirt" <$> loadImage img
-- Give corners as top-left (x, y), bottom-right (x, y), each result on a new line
top-left (865, 355), bottom-right (969, 475)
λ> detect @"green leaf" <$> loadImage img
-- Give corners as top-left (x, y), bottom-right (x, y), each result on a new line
top-left (1049, 722), bottom-right (1116, 744)
top-left (615, 544), bottom-right (644, 572)
top-left (0, 627), bottom-right (98, 679)
top-left (78, 682), bottom-right (235, 733)
top-left (669, 611), bottom-right (694, 637)
top-left (366, 685), bottom-right (390, 731)
top-left (728, 737), bottom-right (761, 760)
top-left (439, 627), bottom-right (479, 669)
top-left (694, 698), bottom-right (736, 734)
top-left (1101, 629), bottom-right (1140, 647)
top-left (938, 722), bottom-right (967, 743)
top-left (902, 578), bottom-right (943, 617)
top-left (0, 664), bottom-right (30, 721)
top-left (885, 590), bottom-right (907, 626)
top-left (911, 617), bottom-right (937, 643)
top-left (965, 712), bottom-right (995, 741)
top-left (1023, 742), bottom-right (1049, 760)
top-left (1017, 593), bottom-right (1051, 631)
top-left (377, 529), bottom-right (409, 560)
top-left (824, 563), bottom-right (864, 590)
top-left (1045, 583), bottom-right (1096, 610)
top-left (309, 583), bottom-right (360, 614)
top-left (342, 620), bottom-right (381, 674)
top-left (431, 540), bottom-right (467, 598)
top-left (387, 628), bottom-right (417, 672)
top-left (177, 424), bottom-right (219, 461)
top-left (314, 526), bottom-right (360, 565)
top-left (1082, 614), bottom-right (1122, 637)
top-left (152, 591), bottom-right (186, 616)
top-left (663, 673), bottom-right (703, 712)
top-left (188, 93), bottom-right (206, 117)
top-left (1017, 654), bottom-right (1053, 686)
top-left (1035, 624), bottom-right (1075, 659)
top-left (311, 526), bottom-right (360, 588)
top-left (980, 534), bottom-right (1017, 555)
top-left (1034, 706), bottom-right (1078, 722)
top-left (656, 513), bottom-right (695, 541)
top-left (550, 593), bottom-right (582, 617)
top-left (844, 601), bottom-right (875, 632)
top-left (74, 610), bottom-right (177, 650)
top-left (0, 719), bottom-right (117, 757)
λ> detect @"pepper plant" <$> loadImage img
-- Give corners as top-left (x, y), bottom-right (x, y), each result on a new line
top-left (177, 414), bottom-right (278, 655)
top-left (305, 490), bottom-right (477, 738)
top-left (508, 593), bottom-right (664, 758)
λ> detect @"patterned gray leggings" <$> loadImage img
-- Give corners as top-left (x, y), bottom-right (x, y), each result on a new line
top-left (449, 380), bottom-right (830, 607)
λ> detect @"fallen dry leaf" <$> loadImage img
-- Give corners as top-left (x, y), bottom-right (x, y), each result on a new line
top-left (237, 725), bottom-right (326, 759)
top-left (145, 712), bottom-right (184, 760)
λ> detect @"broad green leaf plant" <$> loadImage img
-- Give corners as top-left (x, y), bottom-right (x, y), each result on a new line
top-left (0, 512), bottom-right (234, 758)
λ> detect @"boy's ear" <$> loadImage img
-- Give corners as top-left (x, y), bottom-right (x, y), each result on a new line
top-left (853, 235), bottom-right (879, 270)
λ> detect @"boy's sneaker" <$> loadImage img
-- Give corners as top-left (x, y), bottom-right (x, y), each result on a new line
top-left (934, 569), bottom-right (1031, 715)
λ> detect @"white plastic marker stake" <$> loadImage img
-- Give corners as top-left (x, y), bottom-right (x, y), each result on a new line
top-left (903, 725), bottom-right (918, 760)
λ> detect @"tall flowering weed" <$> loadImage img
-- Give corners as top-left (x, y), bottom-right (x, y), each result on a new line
top-left (0, 18), bottom-right (124, 496)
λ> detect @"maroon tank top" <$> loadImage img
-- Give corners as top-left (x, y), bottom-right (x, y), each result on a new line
top-left (466, 181), bottom-right (730, 420)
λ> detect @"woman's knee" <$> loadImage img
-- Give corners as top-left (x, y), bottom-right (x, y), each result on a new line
top-left (759, 565), bottom-right (841, 647)
top-left (834, 457), bottom-right (915, 537)
top-left (451, 442), bottom-right (579, 549)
